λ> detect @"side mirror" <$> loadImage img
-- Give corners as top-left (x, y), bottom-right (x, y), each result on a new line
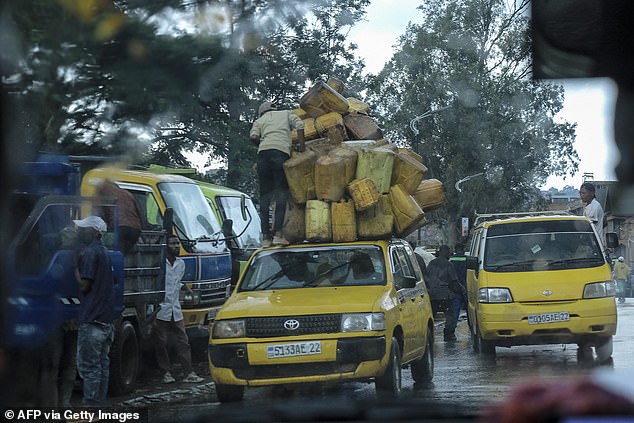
top-left (398, 275), bottom-right (417, 289)
top-left (606, 232), bottom-right (619, 249)
top-left (466, 255), bottom-right (479, 270)
top-left (163, 207), bottom-right (174, 233)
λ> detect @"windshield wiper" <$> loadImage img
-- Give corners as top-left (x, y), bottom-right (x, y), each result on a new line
top-left (486, 260), bottom-right (536, 271)
top-left (547, 257), bottom-right (603, 266)
top-left (302, 261), bottom-right (354, 287)
top-left (246, 269), bottom-right (285, 291)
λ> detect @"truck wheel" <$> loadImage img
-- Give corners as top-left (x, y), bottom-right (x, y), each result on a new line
top-left (411, 329), bottom-right (434, 384)
top-left (375, 337), bottom-right (402, 398)
top-left (477, 329), bottom-right (496, 356)
top-left (109, 320), bottom-right (139, 395)
top-left (215, 383), bottom-right (244, 403)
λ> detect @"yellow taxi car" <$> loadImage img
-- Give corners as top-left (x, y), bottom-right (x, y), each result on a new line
top-left (466, 213), bottom-right (618, 362)
top-left (208, 239), bottom-right (434, 402)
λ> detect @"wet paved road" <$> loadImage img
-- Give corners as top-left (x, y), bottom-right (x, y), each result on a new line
top-left (110, 300), bottom-right (634, 421)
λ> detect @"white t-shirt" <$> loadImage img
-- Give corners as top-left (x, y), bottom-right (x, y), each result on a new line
top-left (584, 198), bottom-right (604, 245)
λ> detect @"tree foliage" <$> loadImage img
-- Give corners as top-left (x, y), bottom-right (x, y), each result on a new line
top-left (2, 0), bottom-right (369, 198)
top-left (365, 0), bottom-right (578, 244)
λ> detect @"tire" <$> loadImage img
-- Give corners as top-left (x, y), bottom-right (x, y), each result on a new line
top-left (109, 320), bottom-right (139, 395)
top-left (595, 336), bottom-right (613, 363)
top-left (411, 328), bottom-right (434, 384)
top-left (476, 327), bottom-right (496, 356)
top-left (375, 337), bottom-right (402, 398)
top-left (215, 383), bottom-right (245, 403)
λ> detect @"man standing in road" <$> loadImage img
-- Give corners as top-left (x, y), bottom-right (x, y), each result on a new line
top-left (426, 245), bottom-right (460, 341)
top-left (74, 215), bottom-right (117, 406)
top-left (154, 234), bottom-right (204, 384)
top-left (580, 182), bottom-right (604, 246)
top-left (449, 243), bottom-right (469, 331)
top-left (250, 101), bottom-right (305, 247)
top-left (614, 256), bottom-right (630, 303)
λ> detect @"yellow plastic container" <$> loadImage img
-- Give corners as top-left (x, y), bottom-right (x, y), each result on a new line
top-left (357, 194), bottom-right (393, 240)
top-left (315, 112), bottom-right (345, 137)
top-left (282, 201), bottom-right (306, 243)
top-left (292, 117), bottom-right (318, 142)
top-left (347, 97), bottom-right (370, 114)
top-left (331, 200), bottom-right (357, 242)
top-left (346, 178), bottom-right (380, 211)
top-left (327, 77), bottom-right (344, 93)
top-left (305, 199), bottom-right (332, 242)
top-left (292, 108), bottom-right (308, 120)
top-left (314, 155), bottom-right (346, 202)
top-left (300, 80), bottom-right (350, 118)
top-left (344, 113), bottom-right (383, 140)
top-left (355, 147), bottom-right (395, 194)
top-left (391, 150), bottom-right (428, 194)
top-left (342, 140), bottom-right (377, 150)
top-left (389, 184), bottom-right (426, 237)
top-left (397, 147), bottom-right (424, 164)
top-left (413, 179), bottom-right (445, 212)
top-left (283, 149), bottom-right (317, 204)
top-left (328, 147), bottom-right (358, 184)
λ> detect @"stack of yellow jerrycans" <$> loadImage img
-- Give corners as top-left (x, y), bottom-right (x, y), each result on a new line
top-left (282, 78), bottom-right (446, 244)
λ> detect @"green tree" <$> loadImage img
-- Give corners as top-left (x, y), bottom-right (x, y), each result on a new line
top-left (366, 0), bottom-right (578, 245)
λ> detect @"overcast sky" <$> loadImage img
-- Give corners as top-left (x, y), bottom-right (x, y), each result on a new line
top-left (347, 0), bottom-right (619, 190)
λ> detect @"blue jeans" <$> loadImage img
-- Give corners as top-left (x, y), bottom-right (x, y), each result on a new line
top-left (77, 322), bottom-right (114, 406)
top-left (617, 279), bottom-right (626, 298)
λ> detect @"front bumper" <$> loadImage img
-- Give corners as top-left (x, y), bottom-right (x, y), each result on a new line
top-left (209, 336), bottom-right (387, 386)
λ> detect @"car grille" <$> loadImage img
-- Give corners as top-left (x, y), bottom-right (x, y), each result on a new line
top-left (245, 314), bottom-right (342, 338)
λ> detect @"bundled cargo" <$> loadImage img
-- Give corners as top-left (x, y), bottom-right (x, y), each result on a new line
top-left (276, 77), bottom-right (446, 245)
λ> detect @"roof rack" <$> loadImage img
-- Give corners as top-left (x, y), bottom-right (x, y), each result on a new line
top-left (473, 210), bottom-right (572, 226)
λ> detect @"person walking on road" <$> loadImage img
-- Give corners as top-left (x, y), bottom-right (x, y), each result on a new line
top-left (250, 101), bottom-right (305, 247)
top-left (614, 256), bottom-right (630, 303)
top-left (580, 182), bottom-right (605, 246)
top-left (449, 243), bottom-right (469, 331)
top-left (426, 245), bottom-right (460, 341)
top-left (73, 215), bottom-right (117, 406)
top-left (154, 234), bottom-right (204, 384)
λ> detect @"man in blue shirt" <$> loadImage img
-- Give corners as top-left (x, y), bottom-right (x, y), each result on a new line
top-left (73, 215), bottom-right (117, 406)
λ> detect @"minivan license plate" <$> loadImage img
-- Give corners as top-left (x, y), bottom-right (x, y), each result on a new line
top-left (266, 341), bottom-right (322, 359)
top-left (528, 312), bottom-right (570, 325)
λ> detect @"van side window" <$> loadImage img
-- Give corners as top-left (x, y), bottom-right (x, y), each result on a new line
top-left (391, 247), bottom-right (415, 289)
top-left (129, 190), bottom-right (162, 230)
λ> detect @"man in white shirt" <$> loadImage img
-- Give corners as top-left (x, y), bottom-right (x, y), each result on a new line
top-left (154, 235), bottom-right (204, 384)
top-left (580, 182), bottom-right (605, 246)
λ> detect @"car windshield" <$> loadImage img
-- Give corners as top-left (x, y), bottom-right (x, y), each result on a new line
top-left (483, 220), bottom-right (605, 271)
top-left (239, 246), bottom-right (385, 291)
top-left (216, 195), bottom-right (262, 249)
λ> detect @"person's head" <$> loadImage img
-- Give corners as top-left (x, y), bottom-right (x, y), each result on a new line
top-left (579, 182), bottom-right (596, 204)
top-left (351, 252), bottom-right (374, 280)
top-left (73, 215), bottom-right (107, 244)
top-left (167, 234), bottom-right (181, 258)
top-left (438, 245), bottom-right (451, 259)
top-left (454, 243), bottom-right (465, 255)
top-left (258, 101), bottom-right (276, 117)
top-left (619, 256), bottom-right (625, 262)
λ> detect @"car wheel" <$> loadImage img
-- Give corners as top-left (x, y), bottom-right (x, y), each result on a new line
top-left (375, 337), bottom-right (402, 398)
top-left (411, 329), bottom-right (434, 384)
top-left (215, 383), bottom-right (245, 403)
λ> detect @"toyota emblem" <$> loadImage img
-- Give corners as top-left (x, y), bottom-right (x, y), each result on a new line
top-left (283, 319), bottom-right (300, 330)
top-left (542, 290), bottom-right (553, 296)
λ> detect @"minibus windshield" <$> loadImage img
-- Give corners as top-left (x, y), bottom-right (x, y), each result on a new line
top-left (483, 220), bottom-right (605, 272)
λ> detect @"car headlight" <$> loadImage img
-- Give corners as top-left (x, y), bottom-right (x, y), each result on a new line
top-left (341, 313), bottom-right (386, 332)
top-left (478, 287), bottom-right (512, 303)
top-left (212, 319), bottom-right (246, 338)
top-left (583, 280), bottom-right (616, 299)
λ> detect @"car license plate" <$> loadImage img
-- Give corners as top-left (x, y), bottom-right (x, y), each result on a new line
top-left (528, 312), bottom-right (570, 325)
top-left (207, 308), bottom-right (218, 321)
top-left (266, 341), bottom-right (322, 359)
